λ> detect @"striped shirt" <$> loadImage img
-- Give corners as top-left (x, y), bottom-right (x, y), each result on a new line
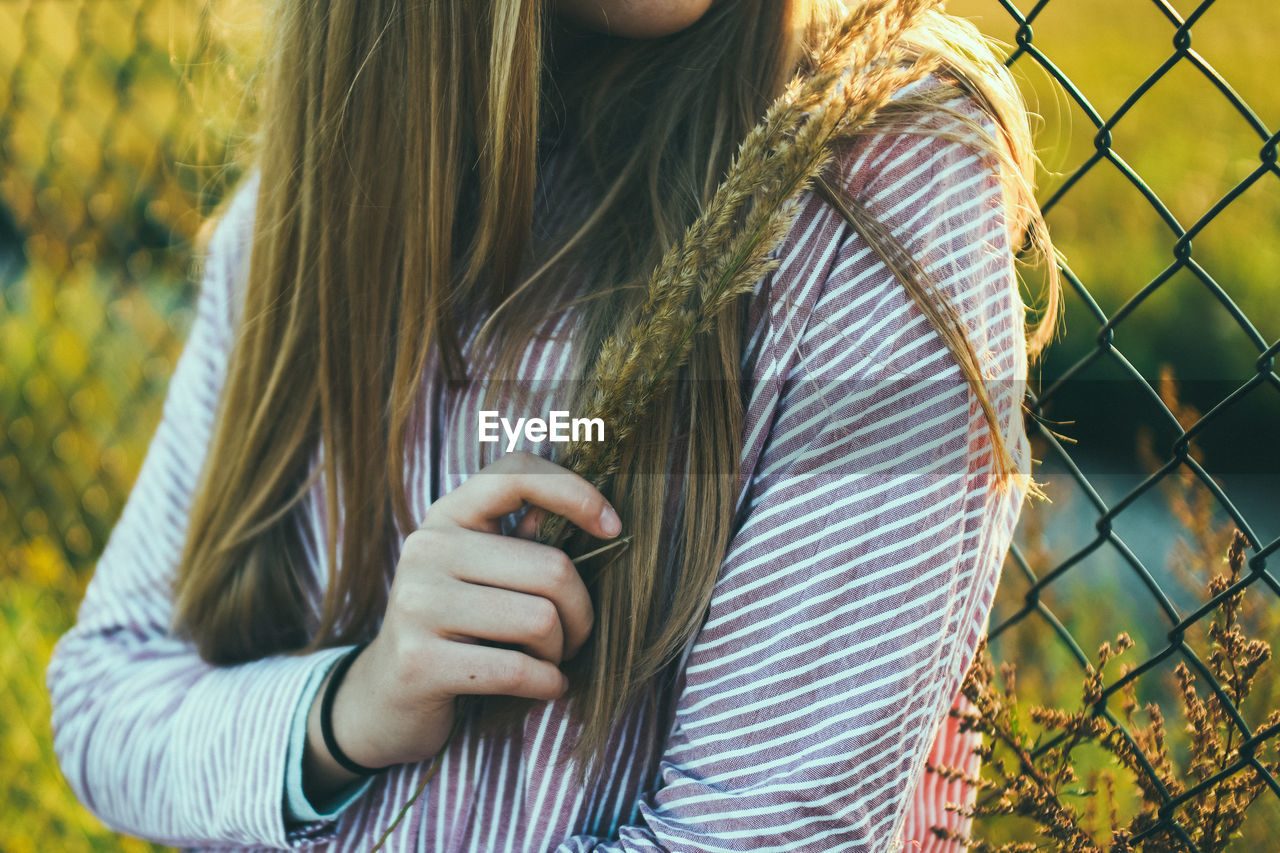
top-left (47, 76), bottom-right (1030, 852)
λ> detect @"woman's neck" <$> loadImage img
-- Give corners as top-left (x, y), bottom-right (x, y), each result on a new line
top-left (539, 17), bottom-right (603, 159)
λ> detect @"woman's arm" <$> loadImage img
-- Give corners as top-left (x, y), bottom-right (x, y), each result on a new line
top-left (556, 93), bottom-right (1030, 852)
top-left (45, 176), bottom-right (358, 849)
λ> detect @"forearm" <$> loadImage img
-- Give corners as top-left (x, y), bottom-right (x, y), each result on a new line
top-left (48, 625), bottom-right (349, 848)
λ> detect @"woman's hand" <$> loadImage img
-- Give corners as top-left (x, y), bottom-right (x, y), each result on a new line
top-left (302, 451), bottom-right (621, 801)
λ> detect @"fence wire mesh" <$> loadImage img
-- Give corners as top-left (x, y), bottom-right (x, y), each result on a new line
top-left (951, 0), bottom-right (1280, 848)
top-left (0, 0), bottom-right (1276, 849)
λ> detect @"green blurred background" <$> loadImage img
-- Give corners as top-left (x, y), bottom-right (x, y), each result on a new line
top-left (1, 0), bottom-right (1277, 849)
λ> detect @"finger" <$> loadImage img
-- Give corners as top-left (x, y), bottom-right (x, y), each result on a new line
top-left (431, 452), bottom-right (620, 539)
top-left (433, 528), bottom-right (593, 660)
top-left (438, 584), bottom-right (565, 664)
top-left (439, 644), bottom-right (570, 701)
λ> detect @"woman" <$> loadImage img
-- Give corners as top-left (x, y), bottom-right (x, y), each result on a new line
top-left (47, 0), bottom-right (1059, 850)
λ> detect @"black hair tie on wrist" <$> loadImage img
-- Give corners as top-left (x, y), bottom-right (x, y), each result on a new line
top-left (319, 642), bottom-right (383, 776)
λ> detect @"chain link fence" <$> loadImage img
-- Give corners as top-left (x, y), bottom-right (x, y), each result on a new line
top-left (948, 0), bottom-right (1280, 848)
top-left (1, 0), bottom-right (1276, 849)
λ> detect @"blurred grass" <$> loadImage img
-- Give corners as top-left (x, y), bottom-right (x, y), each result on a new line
top-left (949, 0), bottom-right (1280, 476)
top-left (1, 0), bottom-right (1276, 849)
top-left (952, 0), bottom-right (1280, 473)
top-left (952, 0), bottom-right (1280, 339)
top-left (2, 1), bottom-right (259, 848)
top-left (2, 541), bottom-right (163, 853)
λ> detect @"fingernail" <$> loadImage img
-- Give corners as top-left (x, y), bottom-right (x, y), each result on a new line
top-left (600, 505), bottom-right (621, 537)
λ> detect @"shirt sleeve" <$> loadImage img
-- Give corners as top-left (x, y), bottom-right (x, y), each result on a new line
top-left (555, 89), bottom-right (1031, 852)
top-left (45, 173), bottom-right (364, 850)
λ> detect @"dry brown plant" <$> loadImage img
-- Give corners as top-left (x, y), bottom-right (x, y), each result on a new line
top-left (925, 363), bottom-right (1280, 851)
top-left (935, 529), bottom-right (1278, 851)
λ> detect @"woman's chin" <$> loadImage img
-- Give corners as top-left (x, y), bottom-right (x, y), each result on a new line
top-left (554, 0), bottom-right (715, 39)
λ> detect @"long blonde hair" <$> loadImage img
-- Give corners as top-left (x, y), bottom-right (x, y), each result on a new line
top-left (173, 0), bottom-right (1060, 776)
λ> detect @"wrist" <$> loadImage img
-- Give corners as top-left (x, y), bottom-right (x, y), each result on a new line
top-left (321, 644), bottom-right (389, 775)
top-left (302, 647), bottom-right (387, 803)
